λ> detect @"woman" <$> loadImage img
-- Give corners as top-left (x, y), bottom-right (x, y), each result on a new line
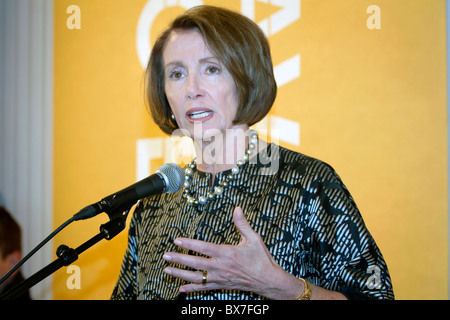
top-left (111, 5), bottom-right (394, 300)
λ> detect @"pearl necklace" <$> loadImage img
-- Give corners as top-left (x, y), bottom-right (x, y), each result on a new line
top-left (183, 130), bottom-right (258, 206)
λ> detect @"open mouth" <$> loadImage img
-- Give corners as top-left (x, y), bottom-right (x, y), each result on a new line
top-left (187, 110), bottom-right (213, 120)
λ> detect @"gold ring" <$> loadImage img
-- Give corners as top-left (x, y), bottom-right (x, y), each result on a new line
top-left (202, 270), bottom-right (208, 285)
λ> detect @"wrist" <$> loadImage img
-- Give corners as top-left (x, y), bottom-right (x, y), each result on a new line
top-left (296, 278), bottom-right (312, 300)
top-left (260, 267), bottom-right (309, 300)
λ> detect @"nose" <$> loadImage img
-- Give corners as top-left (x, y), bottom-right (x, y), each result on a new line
top-left (185, 73), bottom-right (204, 100)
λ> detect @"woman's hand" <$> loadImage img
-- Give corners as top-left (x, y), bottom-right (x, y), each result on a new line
top-left (162, 206), bottom-right (302, 299)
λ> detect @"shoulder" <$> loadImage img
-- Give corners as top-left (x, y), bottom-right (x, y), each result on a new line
top-left (272, 144), bottom-right (341, 185)
top-left (267, 144), bottom-right (359, 213)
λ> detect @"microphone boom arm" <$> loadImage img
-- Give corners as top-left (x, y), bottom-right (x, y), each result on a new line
top-left (0, 163), bottom-right (184, 299)
top-left (0, 206), bottom-right (131, 300)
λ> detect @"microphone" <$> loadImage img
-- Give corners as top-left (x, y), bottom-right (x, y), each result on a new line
top-left (73, 163), bottom-right (184, 221)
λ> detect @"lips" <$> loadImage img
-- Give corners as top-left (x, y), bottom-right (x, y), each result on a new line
top-left (186, 108), bottom-right (214, 122)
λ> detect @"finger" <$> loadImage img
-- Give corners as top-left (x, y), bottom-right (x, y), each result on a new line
top-left (164, 267), bottom-right (206, 285)
top-left (163, 252), bottom-right (211, 270)
top-left (173, 237), bottom-right (221, 258)
top-left (233, 207), bottom-right (256, 243)
top-left (179, 282), bottom-right (219, 293)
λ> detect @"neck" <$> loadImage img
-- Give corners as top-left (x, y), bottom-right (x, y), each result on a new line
top-left (193, 125), bottom-right (251, 174)
top-left (183, 127), bottom-right (261, 206)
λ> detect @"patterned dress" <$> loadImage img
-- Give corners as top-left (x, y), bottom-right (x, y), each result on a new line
top-left (111, 143), bottom-right (394, 300)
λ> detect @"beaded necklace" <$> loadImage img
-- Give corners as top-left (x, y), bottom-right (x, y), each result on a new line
top-left (182, 130), bottom-right (258, 206)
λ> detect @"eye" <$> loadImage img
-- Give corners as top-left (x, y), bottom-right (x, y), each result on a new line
top-left (167, 67), bottom-right (185, 80)
top-left (206, 65), bottom-right (220, 74)
top-left (169, 71), bottom-right (184, 80)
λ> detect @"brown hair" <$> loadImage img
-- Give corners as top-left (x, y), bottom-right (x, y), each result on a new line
top-left (0, 207), bottom-right (21, 258)
top-left (146, 5), bottom-right (277, 135)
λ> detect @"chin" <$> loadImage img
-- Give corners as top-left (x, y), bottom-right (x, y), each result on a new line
top-left (185, 122), bottom-right (228, 141)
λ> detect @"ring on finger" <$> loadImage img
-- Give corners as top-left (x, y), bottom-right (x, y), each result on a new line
top-left (202, 270), bottom-right (208, 286)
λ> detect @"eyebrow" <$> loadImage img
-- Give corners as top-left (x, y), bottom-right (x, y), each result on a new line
top-left (164, 56), bottom-right (221, 71)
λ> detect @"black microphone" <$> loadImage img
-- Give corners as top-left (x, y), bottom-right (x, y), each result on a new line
top-left (73, 163), bottom-right (184, 221)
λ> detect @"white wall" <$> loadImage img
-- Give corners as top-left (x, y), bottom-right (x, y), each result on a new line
top-left (0, 0), bottom-right (54, 300)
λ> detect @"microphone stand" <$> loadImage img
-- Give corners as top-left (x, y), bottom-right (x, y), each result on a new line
top-left (0, 208), bottom-right (130, 300)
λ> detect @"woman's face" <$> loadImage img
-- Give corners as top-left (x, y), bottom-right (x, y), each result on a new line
top-left (163, 29), bottom-right (243, 140)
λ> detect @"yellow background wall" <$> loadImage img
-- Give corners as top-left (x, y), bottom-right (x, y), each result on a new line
top-left (53, 0), bottom-right (448, 299)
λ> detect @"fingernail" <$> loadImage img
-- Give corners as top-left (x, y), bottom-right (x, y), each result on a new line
top-left (174, 239), bottom-right (182, 246)
top-left (163, 254), bottom-right (172, 261)
top-left (164, 268), bottom-right (172, 275)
